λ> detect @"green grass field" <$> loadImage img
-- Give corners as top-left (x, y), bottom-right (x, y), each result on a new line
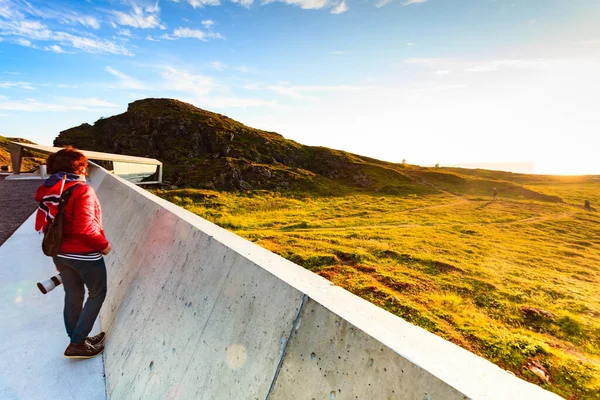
top-left (153, 171), bottom-right (600, 399)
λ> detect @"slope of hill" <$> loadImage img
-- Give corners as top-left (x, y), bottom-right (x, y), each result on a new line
top-left (0, 135), bottom-right (46, 172)
top-left (55, 98), bottom-right (562, 203)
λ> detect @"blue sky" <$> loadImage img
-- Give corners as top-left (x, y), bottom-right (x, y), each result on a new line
top-left (1, 0), bottom-right (599, 174)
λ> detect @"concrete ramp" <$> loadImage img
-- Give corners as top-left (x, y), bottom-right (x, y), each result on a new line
top-left (89, 166), bottom-right (562, 400)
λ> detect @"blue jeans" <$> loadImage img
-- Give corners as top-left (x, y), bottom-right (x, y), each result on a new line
top-left (52, 257), bottom-right (107, 344)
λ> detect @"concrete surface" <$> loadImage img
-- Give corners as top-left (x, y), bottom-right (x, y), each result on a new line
top-left (0, 215), bottom-right (106, 400)
top-left (268, 298), bottom-right (466, 399)
top-left (4, 173), bottom-right (45, 180)
top-left (89, 165), bottom-right (563, 400)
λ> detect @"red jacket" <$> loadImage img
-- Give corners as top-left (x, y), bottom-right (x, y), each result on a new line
top-left (35, 180), bottom-right (109, 254)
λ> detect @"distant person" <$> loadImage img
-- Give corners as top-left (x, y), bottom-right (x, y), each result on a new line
top-left (584, 200), bottom-right (596, 212)
top-left (0, 165), bottom-right (8, 172)
top-left (34, 147), bottom-right (111, 359)
top-left (492, 187), bottom-right (498, 201)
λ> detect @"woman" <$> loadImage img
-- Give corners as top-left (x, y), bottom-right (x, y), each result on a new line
top-left (35, 147), bottom-right (111, 359)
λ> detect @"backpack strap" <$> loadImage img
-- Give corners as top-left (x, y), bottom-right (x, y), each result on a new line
top-left (56, 183), bottom-right (82, 215)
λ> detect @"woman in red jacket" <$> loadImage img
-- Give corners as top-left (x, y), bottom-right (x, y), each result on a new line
top-left (35, 147), bottom-right (111, 359)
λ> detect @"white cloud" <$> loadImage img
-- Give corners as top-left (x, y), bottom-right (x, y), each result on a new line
top-left (145, 1), bottom-right (161, 13)
top-left (0, 1), bottom-right (21, 19)
top-left (5, 0), bottom-right (100, 29)
top-left (230, 0), bottom-right (253, 6)
top-left (117, 29), bottom-right (132, 37)
top-left (187, 0), bottom-right (221, 7)
top-left (435, 70), bottom-right (450, 75)
top-left (102, 64), bottom-right (273, 108)
top-left (0, 20), bottom-right (51, 40)
top-left (0, 97), bottom-right (119, 112)
top-left (403, 0), bottom-right (427, 5)
top-left (331, 1), bottom-right (348, 14)
top-left (59, 14), bottom-right (101, 29)
top-left (16, 38), bottom-right (32, 47)
top-left (55, 32), bottom-right (133, 55)
top-left (375, 0), bottom-right (391, 7)
top-left (275, 0), bottom-right (329, 10)
top-left (45, 44), bottom-right (66, 53)
top-left (201, 20), bottom-right (215, 28)
top-left (172, 27), bottom-right (205, 40)
top-left (0, 81), bottom-right (34, 90)
top-left (172, 27), bottom-right (224, 41)
top-left (161, 66), bottom-right (217, 96)
top-left (0, 19), bottom-right (132, 55)
top-left (105, 66), bottom-right (146, 89)
top-left (161, 66), bottom-right (275, 108)
top-left (112, 4), bottom-right (163, 29)
top-left (171, 0), bottom-right (354, 10)
top-left (146, 35), bottom-right (159, 41)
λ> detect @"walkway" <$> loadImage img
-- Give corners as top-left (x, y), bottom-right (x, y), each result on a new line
top-left (0, 213), bottom-right (106, 400)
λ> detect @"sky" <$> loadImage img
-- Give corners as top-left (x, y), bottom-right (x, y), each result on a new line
top-left (1, 0), bottom-right (599, 175)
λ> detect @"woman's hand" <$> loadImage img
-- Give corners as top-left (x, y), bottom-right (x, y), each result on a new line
top-left (101, 244), bottom-right (112, 255)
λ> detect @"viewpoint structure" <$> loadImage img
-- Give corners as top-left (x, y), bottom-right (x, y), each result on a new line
top-left (0, 145), bottom-right (562, 400)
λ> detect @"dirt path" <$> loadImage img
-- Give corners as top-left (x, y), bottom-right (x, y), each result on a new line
top-left (278, 203), bottom-right (576, 233)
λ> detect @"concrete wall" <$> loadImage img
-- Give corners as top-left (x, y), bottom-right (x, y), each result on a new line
top-left (89, 166), bottom-right (562, 400)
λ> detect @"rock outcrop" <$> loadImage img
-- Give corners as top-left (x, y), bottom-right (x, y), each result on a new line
top-left (55, 99), bottom-right (401, 192)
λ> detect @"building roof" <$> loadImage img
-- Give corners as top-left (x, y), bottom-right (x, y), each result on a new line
top-left (11, 142), bottom-right (162, 166)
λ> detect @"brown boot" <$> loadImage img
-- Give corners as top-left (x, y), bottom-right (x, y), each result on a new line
top-left (86, 332), bottom-right (106, 346)
top-left (64, 340), bottom-right (104, 359)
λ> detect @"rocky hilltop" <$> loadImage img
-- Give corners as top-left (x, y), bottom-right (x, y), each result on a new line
top-left (55, 98), bottom-right (562, 201)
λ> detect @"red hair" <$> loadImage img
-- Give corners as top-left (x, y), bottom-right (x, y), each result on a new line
top-left (49, 146), bottom-right (88, 175)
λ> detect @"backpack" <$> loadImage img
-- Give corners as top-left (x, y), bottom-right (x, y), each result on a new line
top-left (41, 184), bottom-right (81, 257)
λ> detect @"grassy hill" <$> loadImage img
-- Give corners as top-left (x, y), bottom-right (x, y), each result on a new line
top-left (55, 98), bottom-right (561, 203)
top-left (154, 173), bottom-right (600, 399)
top-left (0, 135), bottom-right (46, 172)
